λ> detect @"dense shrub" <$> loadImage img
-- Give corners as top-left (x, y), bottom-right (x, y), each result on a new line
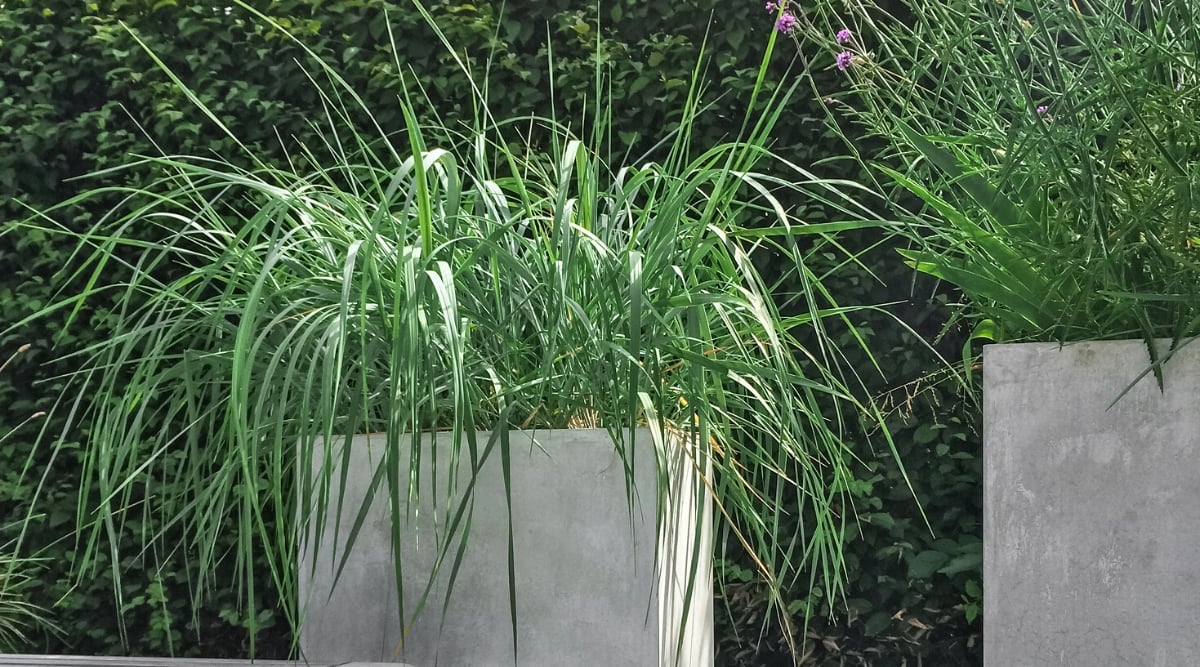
top-left (0, 0), bottom-right (980, 662)
top-left (716, 239), bottom-right (983, 666)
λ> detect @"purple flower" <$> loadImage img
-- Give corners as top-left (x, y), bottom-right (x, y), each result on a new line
top-left (1036, 104), bottom-right (1049, 115)
top-left (765, 1), bottom-right (778, 11)
top-left (836, 50), bottom-right (853, 71)
top-left (836, 28), bottom-right (852, 44)
top-left (776, 11), bottom-right (798, 34)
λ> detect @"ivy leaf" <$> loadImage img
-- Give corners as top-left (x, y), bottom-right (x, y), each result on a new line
top-left (939, 551), bottom-right (983, 577)
top-left (908, 549), bottom-right (951, 579)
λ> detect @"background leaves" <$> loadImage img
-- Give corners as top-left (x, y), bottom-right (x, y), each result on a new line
top-left (0, 1), bottom-right (980, 663)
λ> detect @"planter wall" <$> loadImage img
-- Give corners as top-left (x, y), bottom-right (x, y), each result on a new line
top-left (297, 428), bottom-right (713, 667)
top-left (984, 340), bottom-right (1200, 665)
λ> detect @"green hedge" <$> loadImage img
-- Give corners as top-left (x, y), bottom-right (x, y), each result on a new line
top-left (715, 240), bottom-right (983, 665)
top-left (0, 0), bottom-right (981, 662)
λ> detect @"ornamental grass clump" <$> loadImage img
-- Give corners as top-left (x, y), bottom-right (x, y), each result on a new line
top-left (7, 1), bottom-right (905, 655)
top-left (787, 0), bottom-right (1200, 352)
top-left (0, 538), bottom-right (54, 652)
top-left (0, 345), bottom-right (56, 651)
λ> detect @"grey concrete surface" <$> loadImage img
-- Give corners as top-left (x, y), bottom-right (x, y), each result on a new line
top-left (984, 340), bottom-right (1200, 666)
top-left (297, 429), bottom-right (713, 667)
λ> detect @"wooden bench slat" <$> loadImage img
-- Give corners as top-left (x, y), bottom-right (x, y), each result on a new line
top-left (0, 657), bottom-right (322, 667)
top-left (0, 656), bottom-right (415, 667)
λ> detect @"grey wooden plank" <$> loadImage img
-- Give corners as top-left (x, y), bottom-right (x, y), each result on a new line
top-left (0, 657), bottom-right (327, 667)
top-left (0, 657), bottom-right (415, 667)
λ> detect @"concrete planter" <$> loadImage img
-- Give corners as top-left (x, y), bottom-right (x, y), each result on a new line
top-left (297, 428), bottom-right (713, 667)
top-left (984, 340), bottom-right (1200, 665)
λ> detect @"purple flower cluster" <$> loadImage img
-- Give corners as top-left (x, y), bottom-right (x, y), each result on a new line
top-left (1036, 104), bottom-right (1049, 115)
top-left (765, 1), bottom-right (798, 35)
top-left (776, 12), bottom-right (798, 34)
top-left (829, 27), bottom-right (854, 71)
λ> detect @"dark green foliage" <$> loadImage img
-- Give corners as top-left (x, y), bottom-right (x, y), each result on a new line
top-left (716, 238), bottom-right (983, 666)
top-left (0, 0), bottom-right (980, 662)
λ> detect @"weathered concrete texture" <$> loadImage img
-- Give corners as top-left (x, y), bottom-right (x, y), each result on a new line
top-left (298, 429), bottom-right (713, 667)
top-left (984, 340), bottom-right (1200, 666)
